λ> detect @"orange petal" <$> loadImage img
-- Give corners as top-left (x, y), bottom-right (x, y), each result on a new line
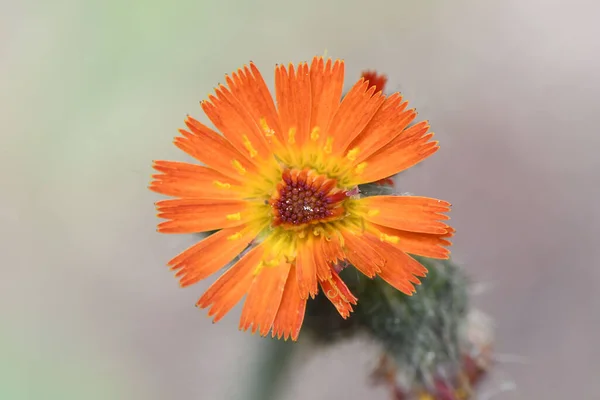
top-left (149, 160), bottom-right (242, 199)
top-left (167, 226), bottom-right (257, 287)
top-left (345, 93), bottom-right (416, 163)
top-left (272, 264), bottom-right (307, 341)
top-left (341, 230), bottom-right (385, 278)
top-left (156, 198), bottom-right (253, 233)
top-left (225, 62), bottom-right (284, 145)
top-left (239, 260), bottom-right (291, 337)
top-left (321, 233), bottom-right (345, 266)
top-left (176, 116), bottom-right (255, 179)
top-left (295, 237), bottom-right (319, 299)
top-left (329, 269), bottom-right (357, 304)
top-left (320, 269), bottom-right (357, 318)
top-left (309, 57), bottom-right (345, 136)
top-left (360, 195), bottom-right (451, 235)
top-left (275, 62), bottom-right (311, 146)
top-left (327, 78), bottom-right (385, 155)
top-left (197, 244), bottom-right (265, 322)
top-left (443, 226), bottom-right (456, 238)
top-left (369, 223), bottom-right (452, 259)
top-left (351, 121), bottom-right (438, 184)
top-left (201, 85), bottom-right (270, 160)
top-left (361, 70), bottom-right (388, 93)
top-left (314, 236), bottom-right (333, 281)
top-left (364, 234), bottom-right (428, 295)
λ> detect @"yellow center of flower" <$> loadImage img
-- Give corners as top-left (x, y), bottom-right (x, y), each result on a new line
top-left (269, 168), bottom-right (348, 229)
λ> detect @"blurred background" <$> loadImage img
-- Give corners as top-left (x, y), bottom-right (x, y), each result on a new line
top-left (2, 0), bottom-right (600, 398)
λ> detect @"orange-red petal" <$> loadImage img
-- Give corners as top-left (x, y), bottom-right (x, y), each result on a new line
top-left (328, 78), bottom-right (385, 155)
top-left (201, 85), bottom-right (271, 161)
top-left (225, 62), bottom-right (284, 145)
top-left (310, 57), bottom-right (345, 136)
top-left (351, 121), bottom-right (438, 184)
top-left (295, 236), bottom-right (319, 299)
top-left (369, 223), bottom-right (452, 259)
top-left (364, 234), bottom-right (428, 295)
top-left (345, 93), bottom-right (416, 163)
top-left (314, 236), bottom-right (333, 281)
top-left (361, 70), bottom-right (388, 93)
top-left (197, 244), bottom-right (265, 322)
top-left (272, 264), bottom-right (307, 341)
top-left (341, 230), bottom-right (385, 277)
top-left (176, 116), bottom-right (255, 179)
top-left (359, 195), bottom-right (451, 235)
top-left (275, 62), bottom-right (312, 146)
top-left (320, 269), bottom-right (357, 318)
top-left (167, 226), bottom-right (257, 287)
top-left (150, 160), bottom-right (242, 199)
top-left (156, 198), bottom-right (253, 233)
top-left (321, 233), bottom-right (345, 267)
top-left (239, 260), bottom-right (291, 336)
top-left (443, 226), bottom-right (456, 238)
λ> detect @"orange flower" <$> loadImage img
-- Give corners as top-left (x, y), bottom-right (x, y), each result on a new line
top-left (150, 56), bottom-right (452, 341)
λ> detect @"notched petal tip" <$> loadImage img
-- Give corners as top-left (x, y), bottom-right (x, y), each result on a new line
top-left (438, 250), bottom-right (451, 260)
top-left (311, 55), bottom-right (344, 65)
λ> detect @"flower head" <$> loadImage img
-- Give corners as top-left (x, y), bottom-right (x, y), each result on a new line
top-left (150, 56), bottom-right (452, 341)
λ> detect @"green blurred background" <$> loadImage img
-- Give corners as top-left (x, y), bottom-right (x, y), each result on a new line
top-left (2, 0), bottom-right (600, 398)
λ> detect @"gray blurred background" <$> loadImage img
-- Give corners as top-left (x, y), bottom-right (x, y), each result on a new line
top-left (2, 0), bottom-right (599, 398)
